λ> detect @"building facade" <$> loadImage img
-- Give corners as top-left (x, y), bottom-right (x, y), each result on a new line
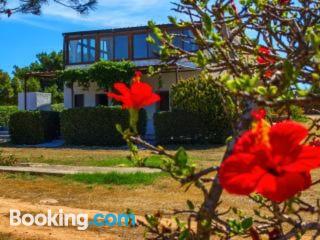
top-left (63, 24), bottom-right (199, 136)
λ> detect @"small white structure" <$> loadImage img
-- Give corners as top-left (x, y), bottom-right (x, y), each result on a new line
top-left (18, 92), bottom-right (52, 111)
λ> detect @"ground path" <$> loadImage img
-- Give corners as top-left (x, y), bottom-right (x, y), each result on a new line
top-left (0, 164), bottom-right (161, 176)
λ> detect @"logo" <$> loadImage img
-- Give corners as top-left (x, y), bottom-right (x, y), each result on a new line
top-left (10, 209), bottom-right (136, 231)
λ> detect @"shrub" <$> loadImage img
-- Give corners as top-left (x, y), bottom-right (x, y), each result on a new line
top-left (60, 106), bottom-right (146, 146)
top-left (9, 111), bottom-right (60, 144)
top-left (154, 110), bottom-right (230, 144)
top-left (166, 76), bottom-right (234, 144)
top-left (0, 106), bottom-right (18, 128)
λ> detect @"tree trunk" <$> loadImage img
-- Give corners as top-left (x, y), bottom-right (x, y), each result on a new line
top-left (196, 102), bottom-right (254, 239)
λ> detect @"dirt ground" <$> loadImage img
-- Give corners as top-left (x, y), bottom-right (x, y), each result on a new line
top-left (0, 146), bottom-right (318, 239)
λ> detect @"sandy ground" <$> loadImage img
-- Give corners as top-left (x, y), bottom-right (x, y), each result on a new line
top-left (0, 197), bottom-right (147, 240)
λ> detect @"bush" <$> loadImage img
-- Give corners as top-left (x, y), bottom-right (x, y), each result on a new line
top-left (0, 106), bottom-right (18, 128)
top-left (154, 110), bottom-right (230, 144)
top-left (60, 106), bottom-right (146, 146)
top-left (165, 76), bottom-right (233, 144)
top-left (9, 111), bottom-right (60, 144)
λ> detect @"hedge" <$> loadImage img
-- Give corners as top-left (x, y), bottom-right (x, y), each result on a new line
top-left (0, 106), bottom-right (18, 128)
top-left (9, 111), bottom-right (60, 145)
top-left (165, 76), bottom-right (233, 144)
top-left (154, 110), bottom-right (231, 144)
top-left (60, 106), bottom-right (147, 146)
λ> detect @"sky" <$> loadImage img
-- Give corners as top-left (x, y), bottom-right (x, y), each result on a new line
top-left (0, 0), bottom-right (176, 75)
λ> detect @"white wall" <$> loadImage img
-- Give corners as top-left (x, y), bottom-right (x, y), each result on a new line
top-left (18, 92), bottom-right (52, 111)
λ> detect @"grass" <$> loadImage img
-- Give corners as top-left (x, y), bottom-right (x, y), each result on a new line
top-left (0, 146), bottom-right (222, 169)
top-left (65, 172), bottom-right (166, 186)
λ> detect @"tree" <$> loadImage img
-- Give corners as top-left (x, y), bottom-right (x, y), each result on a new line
top-left (119, 0), bottom-right (320, 239)
top-left (13, 51), bottom-right (64, 104)
top-left (44, 84), bottom-right (63, 104)
top-left (0, 70), bottom-right (14, 105)
top-left (0, 0), bottom-right (96, 18)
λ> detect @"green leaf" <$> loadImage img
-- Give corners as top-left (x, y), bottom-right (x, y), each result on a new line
top-left (115, 124), bottom-right (123, 134)
top-left (256, 86), bottom-right (267, 95)
top-left (146, 35), bottom-right (155, 44)
top-left (241, 217), bottom-right (253, 230)
top-left (174, 147), bottom-right (188, 167)
top-left (186, 200), bottom-right (195, 210)
top-left (178, 229), bottom-right (190, 240)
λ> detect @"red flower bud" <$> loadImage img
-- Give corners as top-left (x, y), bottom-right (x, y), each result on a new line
top-left (251, 108), bottom-right (267, 121)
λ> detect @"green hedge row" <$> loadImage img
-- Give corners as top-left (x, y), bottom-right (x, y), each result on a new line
top-left (0, 106), bottom-right (18, 128)
top-left (9, 111), bottom-right (60, 144)
top-left (60, 107), bottom-right (147, 146)
top-left (154, 111), bottom-right (231, 144)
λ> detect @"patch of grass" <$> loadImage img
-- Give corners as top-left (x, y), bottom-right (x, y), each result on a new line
top-left (65, 172), bottom-right (165, 186)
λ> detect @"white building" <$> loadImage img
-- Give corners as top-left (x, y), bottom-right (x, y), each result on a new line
top-left (63, 24), bottom-right (199, 136)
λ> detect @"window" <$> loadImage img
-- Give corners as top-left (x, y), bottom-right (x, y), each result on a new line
top-left (68, 38), bottom-right (95, 64)
top-left (114, 35), bottom-right (128, 60)
top-left (83, 38), bottom-right (96, 62)
top-left (133, 34), bottom-right (148, 59)
top-left (68, 39), bottom-right (82, 64)
top-left (100, 37), bottom-right (113, 60)
top-left (183, 30), bottom-right (198, 52)
top-left (157, 91), bottom-right (170, 111)
top-left (95, 94), bottom-right (108, 106)
top-left (74, 94), bottom-right (84, 108)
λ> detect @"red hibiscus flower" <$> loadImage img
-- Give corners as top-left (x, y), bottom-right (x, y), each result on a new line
top-left (257, 46), bottom-right (275, 65)
top-left (257, 46), bottom-right (276, 78)
top-left (107, 81), bottom-right (160, 110)
top-left (219, 114), bottom-right (320, 202)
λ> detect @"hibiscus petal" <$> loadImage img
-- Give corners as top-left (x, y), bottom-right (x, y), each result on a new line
top-left (113, 83), bottom-right (131, 97)
top-left (219, 153), bottom-right (265, 195)
top-left (233, 130), bottom-right (257, 153)
top-left (141, 93), bottom-right (160, 107)
top-left (255, 172), bottom-right (311, 203)
top-left (269, 121), bottom-right (308, 156)
top-left (282, 145), bottom-right (320, 172)
top-left (106, 92), bottom-right (122, 102)
top-left (131, 82), bottom-right (154, 108)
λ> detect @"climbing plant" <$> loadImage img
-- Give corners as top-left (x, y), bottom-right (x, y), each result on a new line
top-left (60, 60), bottom-right (135, 89)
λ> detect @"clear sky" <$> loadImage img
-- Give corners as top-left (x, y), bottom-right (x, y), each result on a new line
top-left (0, 0), bottom-right (176, 75)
